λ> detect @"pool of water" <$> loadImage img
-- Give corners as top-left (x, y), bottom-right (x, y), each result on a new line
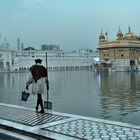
top-left (0, 70), bottom-right (140, 126)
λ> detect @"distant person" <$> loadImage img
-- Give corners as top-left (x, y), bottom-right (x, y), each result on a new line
top-left (26, 59), bottom-right (48, 113)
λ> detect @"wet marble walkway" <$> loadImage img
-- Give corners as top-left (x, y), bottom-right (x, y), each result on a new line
top-left (0, 103), bottom-right (140, 140)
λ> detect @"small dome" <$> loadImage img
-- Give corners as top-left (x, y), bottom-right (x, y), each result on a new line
top-left (99, 30), bottom-right (105, 41)
top-left (23, 47), bottom-right (36, 50)
top-left (0, 37), bottom-right (9, 50)
top-left (117, 27), bottom-right (123, 39)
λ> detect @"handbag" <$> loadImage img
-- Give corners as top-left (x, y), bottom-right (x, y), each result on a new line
top-left (21, 90), bottom-right (30, 101)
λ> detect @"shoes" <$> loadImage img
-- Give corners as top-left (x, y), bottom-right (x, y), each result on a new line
top-left (35, 106), bottom-right (45, 114)
top-left (35, 106), bottom-right (38, 111)
top-left (38, 109), bottom-right (45, 114)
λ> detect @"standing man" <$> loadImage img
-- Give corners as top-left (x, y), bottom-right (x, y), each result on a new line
top-left (26, 59), bottom-right (48, 113)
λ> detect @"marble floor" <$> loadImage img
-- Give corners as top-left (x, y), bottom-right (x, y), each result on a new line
top-left (0, 103), bottom-right (140, 140)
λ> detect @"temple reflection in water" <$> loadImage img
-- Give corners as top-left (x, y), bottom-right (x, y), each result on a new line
top-left (99, 71), bottom-right (140, 122)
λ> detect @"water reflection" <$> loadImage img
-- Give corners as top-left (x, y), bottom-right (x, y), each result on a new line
top-left (0, 72), bottom-right (29, 105)
top-left (99, 72), bottom-right (140, 124)
top-left (0, 71), bottom-right (140, 125)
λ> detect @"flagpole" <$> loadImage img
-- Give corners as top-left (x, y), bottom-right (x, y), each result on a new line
top-left (105, 31), bottom-right (108, 41)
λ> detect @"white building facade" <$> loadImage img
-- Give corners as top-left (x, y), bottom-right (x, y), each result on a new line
top-left (0, 41), bottom-right (98, 72)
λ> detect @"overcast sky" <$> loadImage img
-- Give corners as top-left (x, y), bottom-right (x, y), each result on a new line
top-left (0, 0), bottom-right (140, 51)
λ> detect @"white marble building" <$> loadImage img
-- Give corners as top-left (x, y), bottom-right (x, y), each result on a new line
top-left (0, 39), bottom-right (98, 72)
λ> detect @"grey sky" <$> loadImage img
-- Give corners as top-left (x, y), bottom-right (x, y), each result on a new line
top-left (0, 0), bottom-right (140, 51)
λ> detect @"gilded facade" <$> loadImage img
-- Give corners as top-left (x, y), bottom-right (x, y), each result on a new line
top-left (97, 27), bottom-right (140, 71)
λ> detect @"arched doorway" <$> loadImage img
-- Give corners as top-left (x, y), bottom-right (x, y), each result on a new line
top-left (6, 62), bottom-right (10, 71)
top-left (130, 60), bottom-right (135, 66)
top-left (0, 62), bottom-right (4, 70)
top-left (129, 60), bottom-right (137, 70)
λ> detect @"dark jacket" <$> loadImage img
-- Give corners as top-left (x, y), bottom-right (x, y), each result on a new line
top-left (30, 64), bottom-right (47, 83)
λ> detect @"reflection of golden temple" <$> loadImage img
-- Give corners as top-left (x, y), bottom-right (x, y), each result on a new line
top-left (97, 26), bottom-right (140, 71)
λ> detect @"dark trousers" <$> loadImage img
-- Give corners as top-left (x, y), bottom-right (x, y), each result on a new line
top-left (37, 94), bottom-right (44, 110)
